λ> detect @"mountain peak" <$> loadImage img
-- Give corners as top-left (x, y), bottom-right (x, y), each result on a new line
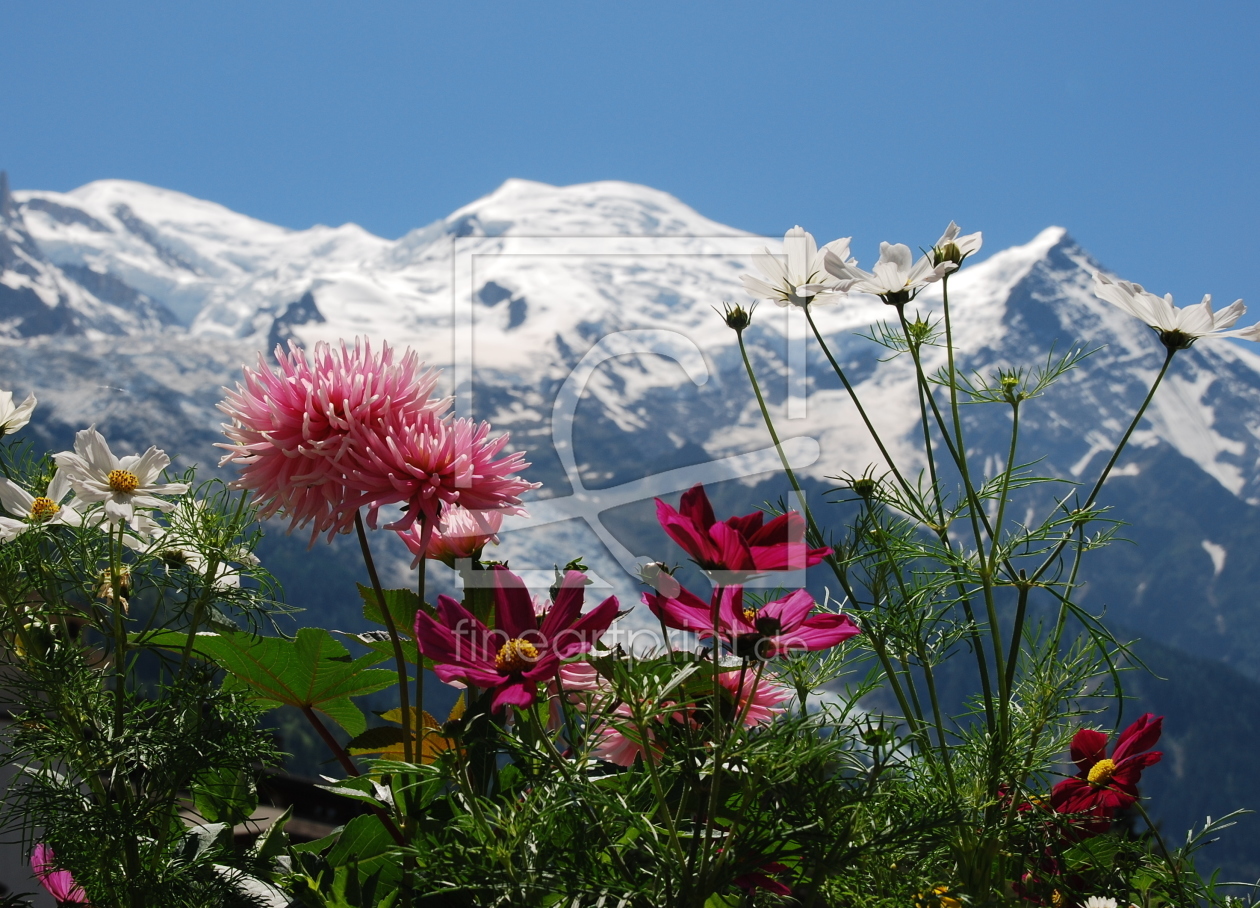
top-left (442, 178), bottom-right (749, 238)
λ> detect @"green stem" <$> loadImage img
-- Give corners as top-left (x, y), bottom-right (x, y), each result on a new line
top-left (300, 706), bottom-right (407, 846)
top-left (803, 306), bottom-right (913, 497)
top-left (355, 510), bottom-right (414, 765)
top-left (1030, 346), bottom-right (1176, 586)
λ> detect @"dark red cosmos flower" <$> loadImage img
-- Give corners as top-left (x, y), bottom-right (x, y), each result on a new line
top-left (734, 860), bottom-right (791, 896)
top-left (655, 484), bottom-right (832, 577)
top-left (1051, 714), bottom-right (1163, 816)
top-left (414, 565), bottom-right (619, 713)
top-left (643, 584), bottom-right (858, 658)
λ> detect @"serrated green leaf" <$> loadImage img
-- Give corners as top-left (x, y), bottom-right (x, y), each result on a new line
top-left (147, 628), bottom-right (395, 736)
top-left (358, 584), bottom-right (423, 632)
top-left (191, 767), bottom-right (256, 826)
top-left (325, 813), bottom-right (402, 881)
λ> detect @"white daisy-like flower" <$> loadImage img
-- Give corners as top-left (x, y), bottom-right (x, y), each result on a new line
top-left (740, 226), bottom-right (853, 308)
top-left (1081, 897), bottom-right (1118, 908)
top-left (0, 390), bottom-right (36, 437)
top-left (1093, 273), bottom-right (1259, 350)
top-left (931, 221), bottom-right (983, 266)
top-left (0, 469), bottom-right (89, 542)
top-left (824, 239), bottom-right (956, 306)
top-left (53, 427), bottom-right (190, 529)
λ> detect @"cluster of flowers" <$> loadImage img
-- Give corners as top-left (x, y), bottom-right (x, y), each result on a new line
top-left (744, 222), bottom-right (1258, 348)
top-left (0, 393), bottom-right (253, 591)
top-left (218, 339), bottom-right (536, 555)
top-left (411, 484), bottom-right (857, 780)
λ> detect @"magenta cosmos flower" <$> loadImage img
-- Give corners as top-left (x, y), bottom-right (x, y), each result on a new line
top-left (218, 338), bottom-right (443, 540)
top-left (644, 584), bottom-right (859, 658)
top-left (1051, 714), bottom-right (1163, 817)
top-left (397, 504), bottom-right (502, 568)
top-left (32, 844), bottom-right (88, 905)
top-left (656, 484), bottom-right (831, 578)
top-left (414, 566), bottom-right (619, 712)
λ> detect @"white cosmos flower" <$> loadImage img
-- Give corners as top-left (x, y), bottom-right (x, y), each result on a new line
top-left (1093, 273), bottom-right (1259, 350)
top-left (824, 239), bottom-right (956, 306)
top-left (0, 390), bottom-right (36, 437)
top-left (53, 427), bottom-right (190, 529)
top-left (740, 226), bottom-right (853, 308)
top-left (1081, 898), bottom-right (1118, 908)
top-left (932, 221), bottom-right (983, 266)
top-left (0, 469), bottom-right (89, 542)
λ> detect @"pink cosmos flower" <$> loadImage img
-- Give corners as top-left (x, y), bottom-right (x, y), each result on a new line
top-left (397, 504), bottom-right (502, 568)
top-left (655, 484), bottom-right (832, 579)
top-left (32, 844), bottom-right (88, 905)
top-left (1051, 714), bottom-right (1163, 818)
top-left (346, 412), bottom-right (538, 551)
top-left (218, 338), bottom-right (443, 540)
top-left (644, 584), bottom-right (860, 658)
top-left (414, 566), bottom-right (619, 713)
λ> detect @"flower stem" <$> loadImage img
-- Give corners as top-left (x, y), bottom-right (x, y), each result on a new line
top-left (1030, 346), bottom-right (1176, 586)
top-left (300, 706), bottom-right (407, 846)
top-left (355, 510), bottom-right (414, 765)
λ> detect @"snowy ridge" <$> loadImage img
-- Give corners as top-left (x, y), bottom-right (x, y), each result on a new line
top-left (8, 173), bottom-right (1260, 511)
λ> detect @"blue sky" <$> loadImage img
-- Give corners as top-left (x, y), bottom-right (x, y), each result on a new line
top-left (3, 2), bottom-right (1258, 316)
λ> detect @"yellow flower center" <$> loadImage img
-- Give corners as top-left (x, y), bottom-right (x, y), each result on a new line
top-left (495, 638), bottom-right (540, 672)
top-left (1051, 889), bottom-right (1064, 908)
top-left (1087, 757), bottom-right (1117, 787)
top-left (742, 607), bottom-right (757, 624)
top-left (108, 469), bottom-right (140, 493)
top-left (28, 497), bottom-right (59, 521)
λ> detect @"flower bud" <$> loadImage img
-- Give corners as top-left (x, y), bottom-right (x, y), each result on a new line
top-left (639, 561), bottom-right (681, 598)
top-left (933, 242), bottom-right (963, 267)
top-left (721, 303), bottom-right (752, 332)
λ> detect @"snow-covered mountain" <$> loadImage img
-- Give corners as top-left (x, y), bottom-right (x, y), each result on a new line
top-left (5, 170), bottom-right (1260, 676)
top-left (8, 170), bottom-right (1260, 875)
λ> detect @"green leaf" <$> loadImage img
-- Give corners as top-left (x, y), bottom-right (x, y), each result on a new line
top-left (325, 814), bottom-right (402, 882)
top-left (358, 584), bottom-right (423, 632)
top-left (148, 628), bottom-right (395, 736)
top-left (191, 767), bottom-right (257, 826)
top-left (249, 804), bottom-right (292, 862)
top-left (345, 725), bottom-right (410, 755)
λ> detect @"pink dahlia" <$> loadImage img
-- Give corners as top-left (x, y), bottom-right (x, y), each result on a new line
top-left (397, 504), bottom-right (502, 568)
top-left (347, 412), bottom-right (538, 551)
top-left (719, 669), bottom-right (791, 725)
top-left (656, 484), bottom-right (832, 579)
top-left (414, 566), bottom-right (619, 712)
top-left (217, 338), bottom-right (443, 540)
top-left (592, 671), bottom-right (787, 766)
top-left (32, 843), bottom-right (88, 905)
